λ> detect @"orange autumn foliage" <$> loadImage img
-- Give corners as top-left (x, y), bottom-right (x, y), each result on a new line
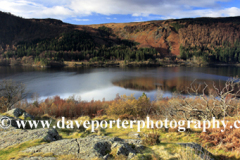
top-left (200, 121), bottom-right (240, 152)
top-left (107, 94), bottom-right (152, 119)
top-left (22, 96), bottom-right (112, 118)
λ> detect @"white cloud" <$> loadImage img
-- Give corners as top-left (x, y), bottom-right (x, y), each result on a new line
top-left (0, 0), bottom-right (238, 21)
top-left (165, 7), bottom-right (240, 19)
top-left (74, 18), bottom-right (90, 21)
top-left (0, 0), bottom-right (74, 19)
top-left (67, 0), bottom-right (231, 17)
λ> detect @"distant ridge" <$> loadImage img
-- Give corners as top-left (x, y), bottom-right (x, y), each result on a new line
top-left (1, 10), bottom-right (240, 63)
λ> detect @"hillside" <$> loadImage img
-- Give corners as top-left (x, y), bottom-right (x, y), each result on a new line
top-left (0, 11), bottom-right (73, 53)
top-left (1, 11), bottom-right (240, 65)
top-left (94, 17), bottom-right (240, 54)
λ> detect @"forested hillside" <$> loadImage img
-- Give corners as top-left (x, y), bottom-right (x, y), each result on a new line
top-left (1, 11), bottom-right (240, 66)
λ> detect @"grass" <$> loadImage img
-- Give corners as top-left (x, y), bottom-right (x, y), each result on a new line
top-left (178, 147), bottom-right (208, 160)
top-left (0, 139), bottom-right (47, 160)
top-left (160, 131), bottom-right (200, 143)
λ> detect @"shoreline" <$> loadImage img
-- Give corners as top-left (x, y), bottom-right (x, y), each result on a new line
top-left (1, 60), bottom-right (240, 68)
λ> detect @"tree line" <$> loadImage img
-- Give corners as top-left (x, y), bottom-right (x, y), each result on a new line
top-left (180, 40), bottom-right (240, 63)
top-left (4, 29), bottom-right (158, 63)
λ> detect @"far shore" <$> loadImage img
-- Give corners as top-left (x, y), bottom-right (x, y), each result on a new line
top-left (1, 59), bottom-right (240, 68)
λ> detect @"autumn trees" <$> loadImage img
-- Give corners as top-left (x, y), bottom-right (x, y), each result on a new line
top-left (107, 93), bottom-right (152, 119)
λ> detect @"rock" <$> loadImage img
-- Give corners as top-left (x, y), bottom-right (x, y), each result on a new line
top-left (111, 142), bottom-right (137, 158)
top-left (5, 108), bottom-right (26, 117)
top-left (0, 128), bottom-right (61, 150)
top-left (22, 135), bottom-right (143, 160)
top-left (4, 108), bottom-right (34, 120)
top-left (128, 132), bottom-right (141, 139)
top-left (1, 109), bottom-right (35, 129)
top-left (44, 128), bottom-right (61, 142)
top-left (128, 152), bottom-right (136, 159)
top-left (0, 115), bottom-right (18, 129)
top-left (10, 118), bottom-right (22, 128)
top-left (24, 112), bottom-right (35, 120)
top-left (124, 139), bottom-right (144, 152)
top-left (13, 108), bottom-right (25, 117)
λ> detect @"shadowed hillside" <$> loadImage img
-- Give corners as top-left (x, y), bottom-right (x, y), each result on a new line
top-left (1, 11), bottom-right (240, 64)
top-left (0, 11), bottom-right (73, 53)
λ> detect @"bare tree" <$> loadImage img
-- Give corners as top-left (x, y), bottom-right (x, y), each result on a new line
top-left (0, 80), bottom-right (27, 111)
top-left (168, 77), bottom-right (240, 120)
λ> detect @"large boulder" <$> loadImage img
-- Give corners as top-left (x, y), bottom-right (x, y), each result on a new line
top-left (5, 108), bottom-right (26, 117)
top-left (0, 128), bottom-right (61, 150)
top-left (4, 108), bottom-right (34, 120)
top-left (22, 135), bottom-right (144, 160)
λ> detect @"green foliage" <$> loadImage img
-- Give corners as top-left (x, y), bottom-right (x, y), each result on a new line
top-left (11, 30), bottom-right (157, 63)
top-left (180, 40), bottom-right (240, 63)
top-left (0, 139), bottom-right (45, 160)
top-left (171, 22), bottom-right (185, 32)
top-left (16, 30), bottom-right (96, 60)
top-left (98, 26), bottom-right (111, 38)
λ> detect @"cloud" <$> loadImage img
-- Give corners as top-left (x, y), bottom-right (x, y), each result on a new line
top-left (0, 0), bottom-right (74, 19)
top-left (68, 0), bottom-right (231, 17)
top-left (0, 0), bottom-right (238, 21)
top-left (165, 7), bottom-right (240, 19)
top-left (74, 18), bottom-right (90, 21)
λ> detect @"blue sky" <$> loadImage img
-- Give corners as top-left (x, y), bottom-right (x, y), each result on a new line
top-left (0, 0), bottom-right (240, 25)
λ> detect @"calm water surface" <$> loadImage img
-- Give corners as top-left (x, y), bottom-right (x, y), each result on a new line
top-left (0, 66), bottom-right (239, 101)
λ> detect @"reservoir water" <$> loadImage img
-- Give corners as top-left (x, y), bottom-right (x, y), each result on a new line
top-left (0, 66), bottom-right (239, 101)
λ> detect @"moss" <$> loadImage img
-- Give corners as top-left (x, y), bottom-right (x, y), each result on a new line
top-left (0, 139), bottom-right (47, 160)
top-left (134, 154), bottom-right (153, 160)
top-left (1, 113), bottom-right (13, 118)
top-left (109, 147), bottom-right (128, 160)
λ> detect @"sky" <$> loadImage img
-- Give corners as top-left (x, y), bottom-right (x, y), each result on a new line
top-left (0, 0), bottom-right (240, 25)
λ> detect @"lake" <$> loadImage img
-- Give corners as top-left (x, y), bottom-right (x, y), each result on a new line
top-left (0, 66), bottom-right (239, 101)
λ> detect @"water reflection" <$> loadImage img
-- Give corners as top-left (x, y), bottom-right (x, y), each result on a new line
top-left (0, 66), bottom-right (239, 101)
top-left (112, 77), bottom-right (227, 95)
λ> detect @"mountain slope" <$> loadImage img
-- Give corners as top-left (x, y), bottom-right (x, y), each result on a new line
top-left (89, 17), bottom-right (240, 57)
top-left (0, 11), bottom-right (73, 52)
top-left (1, 11), bottom-right (240, 63)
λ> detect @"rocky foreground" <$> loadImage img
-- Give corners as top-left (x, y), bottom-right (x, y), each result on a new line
top-left (0, 108), bottom-right (215, 160)
top-left (0, 126), bottom-right (144, 160)
top-left (0, 109), bottom-right (145, 160)
top-left (22, 135), bottom-right (144, 160)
